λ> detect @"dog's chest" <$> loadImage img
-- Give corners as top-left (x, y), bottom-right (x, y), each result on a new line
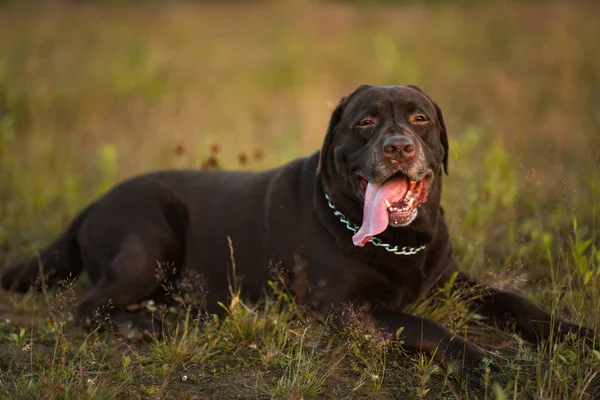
top-left (364, 252), bottom-right (430, 307)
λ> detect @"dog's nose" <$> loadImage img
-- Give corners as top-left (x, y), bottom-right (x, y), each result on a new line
top-left (382, 136), bottom-right (416, 162)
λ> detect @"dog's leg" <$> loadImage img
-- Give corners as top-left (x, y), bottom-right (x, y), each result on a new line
top-left (76, 234), bottom-right (165, 336)
top-left (453, 272), bottom-right (595, 345)
top-left (370, 306), bottom-right (500, 383)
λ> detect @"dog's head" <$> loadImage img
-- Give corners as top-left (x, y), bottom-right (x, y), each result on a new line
top-left (318, 85), bottom-right (449, 245)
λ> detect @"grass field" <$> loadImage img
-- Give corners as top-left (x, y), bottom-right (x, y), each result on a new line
top-left (1, 1), bottom-right (600, 398)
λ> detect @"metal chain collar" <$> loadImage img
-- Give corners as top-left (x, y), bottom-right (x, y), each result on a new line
top-left (324, 192), bottom-right (427, 256)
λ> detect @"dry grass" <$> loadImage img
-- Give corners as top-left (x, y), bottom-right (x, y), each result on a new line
top-left (0, 1), bottom-right (599, 398)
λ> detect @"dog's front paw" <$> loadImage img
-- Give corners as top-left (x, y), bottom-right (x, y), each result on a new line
top-left (445, 341), bottom-right (505, 387)
top-left (457, 356), bottom-right (505, 387)
top-left (112, 311), bottom-right (169, 341)
top-left (556, 321), bottom-right (597, 347)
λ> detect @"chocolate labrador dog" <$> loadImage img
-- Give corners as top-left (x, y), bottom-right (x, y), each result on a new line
top-left (2, 84), bottom-right (593, 380)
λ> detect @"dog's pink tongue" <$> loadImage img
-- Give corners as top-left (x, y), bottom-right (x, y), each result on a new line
top-left (352, 177), bottom-right (408, 246)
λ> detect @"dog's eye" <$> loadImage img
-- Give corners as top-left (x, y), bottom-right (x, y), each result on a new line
top-left (357, 118), bottom-right (375, 127)
top-left (412, 115), bottom-right (429, 123)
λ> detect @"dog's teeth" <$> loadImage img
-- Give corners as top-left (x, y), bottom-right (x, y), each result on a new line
top-left (384, 199), bottom-right (392, 208)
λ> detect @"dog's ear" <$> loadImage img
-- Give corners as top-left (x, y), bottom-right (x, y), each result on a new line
top-left (435, 101), bottom-right (449, 175)
top-left (406, 85), bottom-right (449, 175)
top-left (406, 84), bottom-right (425, 94)
top-left (317, 85), bottom-right (371, 175)
top-left (317, 97), bottom-right (346, 175)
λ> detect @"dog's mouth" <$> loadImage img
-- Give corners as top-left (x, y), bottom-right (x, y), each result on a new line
top-left (352, 171), bottom-right (431, 247)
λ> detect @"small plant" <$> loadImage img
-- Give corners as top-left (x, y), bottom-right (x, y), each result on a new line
top-left (258, 327), bottom-right (338, 398)
top-left (119, 354), bottom-right (134, 384)
top-left (7, 327), bottom-right (30, 350)
top-left (570, 218), bottom-right (599, 287)
top-left (415, 354), bottom-right (440, 400)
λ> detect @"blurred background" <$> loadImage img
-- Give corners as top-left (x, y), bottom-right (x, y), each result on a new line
top-left (0, 0), bottom-right (599, 282)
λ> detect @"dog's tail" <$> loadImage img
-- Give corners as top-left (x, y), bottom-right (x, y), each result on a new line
top-left (1, 205), bottom-right (93, 292)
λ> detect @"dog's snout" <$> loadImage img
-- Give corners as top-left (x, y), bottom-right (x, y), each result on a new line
top-left (382, 136), bottom-right (416, 162)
